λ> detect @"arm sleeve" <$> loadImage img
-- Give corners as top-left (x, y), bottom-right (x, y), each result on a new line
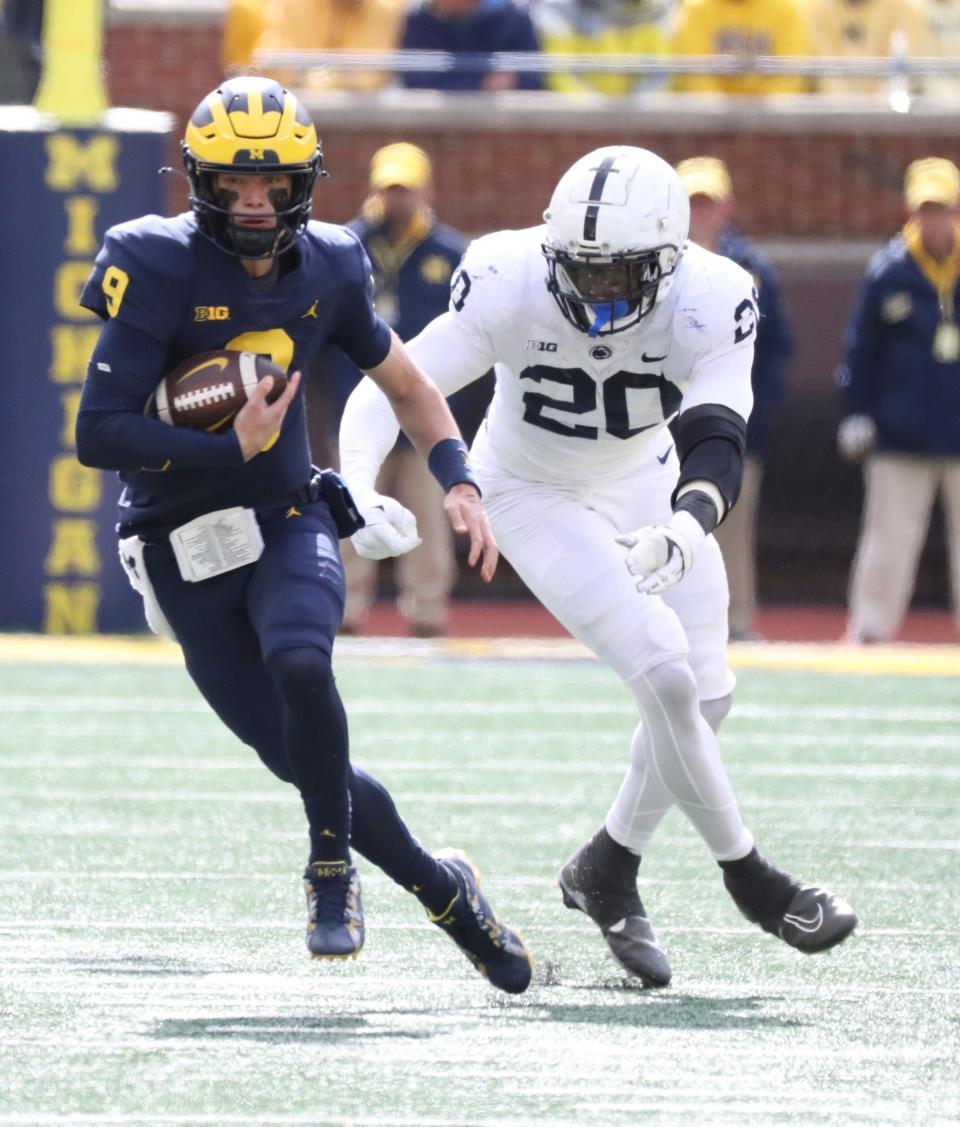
top-left (76, 318), bottom-right (244, 472)
top-left (338, 311), bottom-right (495, 494)
top-left (672, 403), bottom-right (748, 517)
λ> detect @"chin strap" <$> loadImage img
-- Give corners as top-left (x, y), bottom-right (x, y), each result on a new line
top-left (588, 300), bottom-right (631, 338)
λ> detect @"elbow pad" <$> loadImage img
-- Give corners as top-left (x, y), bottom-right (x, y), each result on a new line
top-left (671, 404), bottom-right (747, 518)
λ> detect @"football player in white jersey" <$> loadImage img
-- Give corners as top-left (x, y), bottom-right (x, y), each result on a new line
top-left (339, 146), bottom-right (858, 986)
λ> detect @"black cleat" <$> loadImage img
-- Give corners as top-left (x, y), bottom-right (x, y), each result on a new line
top-left (722, 850), bottom-right (858, 954)
top-left (778, 886), bottom-right (859, 953)
top-left (429, 848), bottom-right (532, 994)
top-left (303, 859), bottom-right (364, 960)
top-left (558, 832), bottom-right (671, 988)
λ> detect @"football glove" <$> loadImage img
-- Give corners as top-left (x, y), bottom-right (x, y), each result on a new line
top-left (615, 510), bottom-right (705, 596)
top-left (350, 493), bottom-right (422, 560)
top-left (837, 414), bottom-right (876, 463)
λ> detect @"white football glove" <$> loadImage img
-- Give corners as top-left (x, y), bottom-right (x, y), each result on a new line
top-left (350, 493), bottom-right (422, 560)
top-left (615, 510), bottom-right (706, 595)
top-left (837, 414), bottom-right (876, 463)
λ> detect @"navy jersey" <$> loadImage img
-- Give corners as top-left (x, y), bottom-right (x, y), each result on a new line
top-left (78, 212), bottom-right (392, 532)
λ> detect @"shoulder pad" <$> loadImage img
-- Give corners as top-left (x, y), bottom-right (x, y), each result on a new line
top-left (79, 214), bottom-right (194, 326)
top-left (101, 214), bottom-right (194, 278)
top-left (452, 227), bottom-right (540, 322)
top-left (304, 221), bottom-right (369, 282)
top-left (671, 246), bottom-right (757, 352)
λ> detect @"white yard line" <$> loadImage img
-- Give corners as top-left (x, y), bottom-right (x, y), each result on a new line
top-left (6, 695), bottom-right (960, 724)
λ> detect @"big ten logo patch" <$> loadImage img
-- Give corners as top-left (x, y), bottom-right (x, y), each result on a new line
top-left (195, 306), bottom-right (231, 322)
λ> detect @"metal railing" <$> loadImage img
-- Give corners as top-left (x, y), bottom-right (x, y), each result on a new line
top-left (252, 49), bottom-right (960, 112)
top-left (253, 50), bottom-right (960, 79)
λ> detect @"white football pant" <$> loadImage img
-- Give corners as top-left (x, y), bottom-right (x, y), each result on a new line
top-left (474, 432), bottom-right (754, 861)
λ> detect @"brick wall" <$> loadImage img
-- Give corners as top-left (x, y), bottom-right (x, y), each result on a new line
top-left (105, 15), bottom-right (960, 239)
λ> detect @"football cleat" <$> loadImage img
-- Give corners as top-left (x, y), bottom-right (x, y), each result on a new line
top-left (303, 860), bottom-right (364, 960)
top-left (428, 848), bottom-right (532, 994)
top-left (558, 841), bottom-right (671, 988)
top-left (722, 851), bottom-right (858, 954)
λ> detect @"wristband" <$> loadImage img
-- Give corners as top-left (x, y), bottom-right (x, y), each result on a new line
top-left (427, 437), bottom-right (481, 495)
top-left (674, 488), bottom-right (720, 534)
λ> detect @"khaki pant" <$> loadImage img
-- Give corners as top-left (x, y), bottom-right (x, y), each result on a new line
top-left (848, 453), bottom-right (960, 641)
top-left (713, 456), bottom-right (763, 638)
top-left (342, 445), bottom-right (455, 634)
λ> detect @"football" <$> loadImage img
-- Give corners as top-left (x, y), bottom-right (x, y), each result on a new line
top-left (147, 350), bottom-right (288, 431)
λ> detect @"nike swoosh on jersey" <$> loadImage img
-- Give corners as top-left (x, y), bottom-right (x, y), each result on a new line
top-left (642, 352), bottom-right (667, 363)
top-left (656, 447), bottom-right (673, 464)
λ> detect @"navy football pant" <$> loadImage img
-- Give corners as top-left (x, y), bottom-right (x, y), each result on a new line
top-left (143, 501), bottom-right (440, 890)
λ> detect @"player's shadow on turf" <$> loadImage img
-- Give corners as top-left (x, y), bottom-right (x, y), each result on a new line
top-left (541, 995), bottom-right (804, 1031)
top-left (151, 1016), bottom-right (436, 1044)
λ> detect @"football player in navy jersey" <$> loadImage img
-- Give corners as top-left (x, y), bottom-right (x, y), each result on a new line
top-left (76, 76), bottom-right (532, 993)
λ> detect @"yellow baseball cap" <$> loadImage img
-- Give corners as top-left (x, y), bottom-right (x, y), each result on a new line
top-left (369, 142), bottom-right (432, 191)
top-left (904, 157), bottom-right (960, 210)
top-left (675, 156), bottom-right (732, 203)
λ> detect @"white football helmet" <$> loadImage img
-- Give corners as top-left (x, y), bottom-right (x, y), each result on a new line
top-left (542, 145), bottom-right (689, 337)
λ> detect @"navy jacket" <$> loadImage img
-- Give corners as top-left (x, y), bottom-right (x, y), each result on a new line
top-left (838, 234), bottom-right (960, 457)
top-left (717, 228), bottom-right (793, 457)
top-left (400, 0), bottom-right (543, 90)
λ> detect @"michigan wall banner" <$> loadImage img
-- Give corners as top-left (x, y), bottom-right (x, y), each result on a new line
top-left (0, 109), bottom-right (173, 632)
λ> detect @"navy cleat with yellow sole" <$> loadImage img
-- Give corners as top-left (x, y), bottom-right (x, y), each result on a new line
top-left (303, 859), bottom-right (364, 960)
top-left (722, 849), bottom-right (858, 954)
top-left (558, 834), bottom-right (671, 988)
top-left (428, 848), bottom-right (532, 994)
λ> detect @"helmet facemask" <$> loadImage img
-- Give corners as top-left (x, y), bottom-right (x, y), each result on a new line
top-left (181, 77), bottom-right (324, 261)
top-left (541, 145), bottom-right (690, 338)
top-left (184, 159), bottom-right (320, 260)
top-left (543, 243), bottom-right (679, 337)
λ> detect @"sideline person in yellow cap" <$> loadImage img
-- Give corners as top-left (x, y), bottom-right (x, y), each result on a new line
top-left (315, 142), bottom-right (490, 636)
top-left (837, 156), bottom-right (960, 643)
top-left (676, 156), bottom-right (794, 642)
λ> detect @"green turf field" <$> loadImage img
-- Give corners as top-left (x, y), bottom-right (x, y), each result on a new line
top-left (1, 640), bottom-right (958, 1126)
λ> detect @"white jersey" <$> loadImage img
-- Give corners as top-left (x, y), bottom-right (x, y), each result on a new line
top-left (412, 226), bottom-right (757, 485)
top-left (338, 224), bottom-right (757, 496)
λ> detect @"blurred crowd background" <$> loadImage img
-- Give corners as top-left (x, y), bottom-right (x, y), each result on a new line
top-left (4, 0), bottom-right (960, 642)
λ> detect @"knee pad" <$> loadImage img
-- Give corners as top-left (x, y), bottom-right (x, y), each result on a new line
top-left (700, 693), bottom-right (733, 734)
top-left (266, 645), bottom-right (334, 700)
top-left (631, 659), bottom-right (701, 720)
